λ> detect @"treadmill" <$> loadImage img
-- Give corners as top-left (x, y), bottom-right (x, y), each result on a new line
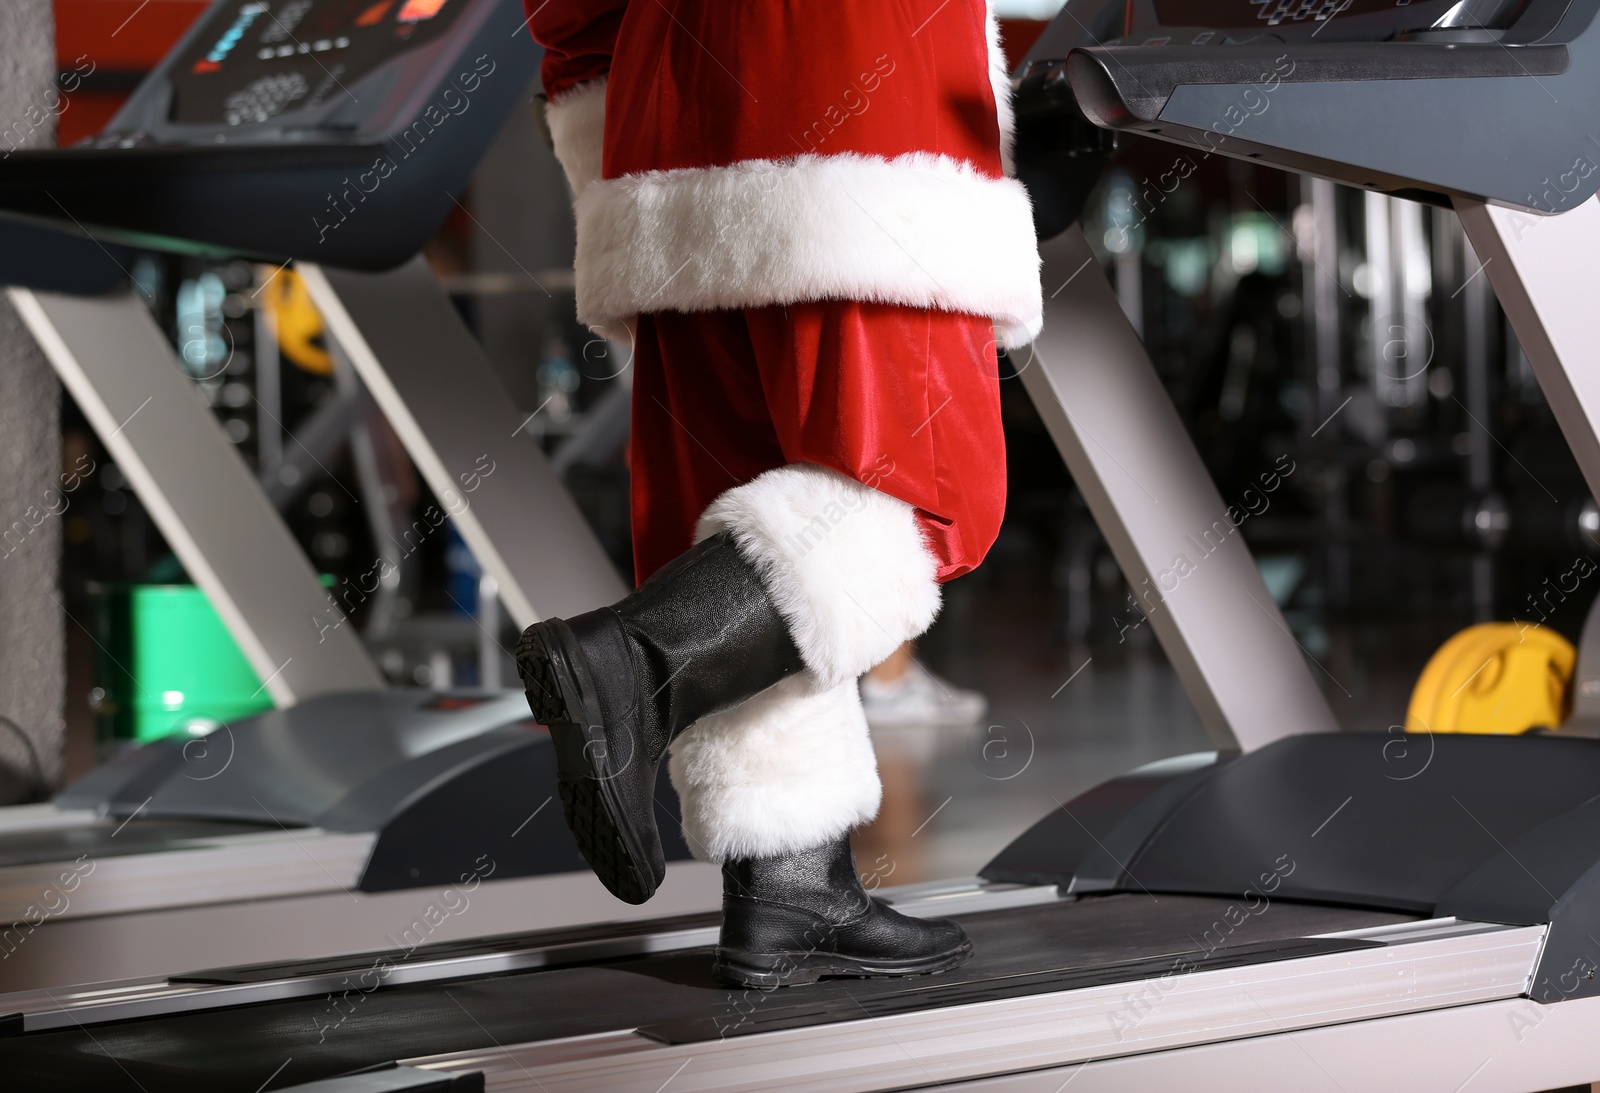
top-left (0, 0), bottom-right (709, 990)
top-left (8, 0), bottom-right (1600, 1087)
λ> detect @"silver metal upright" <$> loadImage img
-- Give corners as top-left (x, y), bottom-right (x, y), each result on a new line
top-left (1454, 195), bottom-right (1600, 507)
top-left (299, 259), bottom-right (627, 628)
top-left (1460, 226), bottom-right (1498, 620)
top-left (6, 287), bottom-right (385, 705)
top-left (1019, 225), bottom-right (1341, 751)
top-left (1457, 194), bottom-right (1600, 720)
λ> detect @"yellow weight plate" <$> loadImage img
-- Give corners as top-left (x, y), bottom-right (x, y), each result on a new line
top-left (259, 267), bottom-right (333, 375)
top-left (1407, 622), bottom-right (1575, 735)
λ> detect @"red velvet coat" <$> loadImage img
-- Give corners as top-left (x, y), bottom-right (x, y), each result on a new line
top-left (525, 0), bottom-right (1042, 348)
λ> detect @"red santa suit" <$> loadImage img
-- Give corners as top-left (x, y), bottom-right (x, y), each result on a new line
top-left (526, 0), bottom-right (1042, 864)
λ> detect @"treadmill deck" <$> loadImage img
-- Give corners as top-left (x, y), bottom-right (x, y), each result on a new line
top-left (0, 891), bottom-right (1443, 1091)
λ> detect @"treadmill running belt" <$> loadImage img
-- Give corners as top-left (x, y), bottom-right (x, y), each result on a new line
top-left (0, 894), bottom-right (1411, 1092)
top-left (642, 934), bottom-right (1372, 1044)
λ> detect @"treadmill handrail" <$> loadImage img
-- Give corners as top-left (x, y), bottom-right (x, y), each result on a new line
top-left (1068, 41), bottom-right (1570, 126)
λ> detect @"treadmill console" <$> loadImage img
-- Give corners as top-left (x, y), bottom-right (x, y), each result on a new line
top-left (0, 0), bottom-right (538, 270)
top-left (1073, 0), bottom-right (1560, 46)
top-left (95, 0), bottom-right (498, 147)
top-left (1020, 0), bottom-right (1600, 212)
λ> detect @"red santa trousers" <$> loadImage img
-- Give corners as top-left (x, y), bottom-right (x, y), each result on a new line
top-left (629, 300), bottom-right (1007, 587)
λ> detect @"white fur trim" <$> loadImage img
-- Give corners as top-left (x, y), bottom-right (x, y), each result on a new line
top-left (987, 2), bottom-right (1017, 177)
top-left (695, 463), bottom-right (942, 689)
top-left (546, 79), bottom-right (606, 199)
top-left (573, 151), bottom-right (1043, 349)
top-left (668, 672), bottom-right (881, 863)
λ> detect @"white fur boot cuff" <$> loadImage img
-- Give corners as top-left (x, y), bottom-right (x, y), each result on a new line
top-left (696, 463), bottom-right (942, 689)
top-left (667, 672), bottom-right (881, 864)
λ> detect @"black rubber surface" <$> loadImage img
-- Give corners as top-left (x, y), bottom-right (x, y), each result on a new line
top-left (661, 935), bottom-right (1363, 1043)
top-left (517, 622), bottom-right (657, 905)
top-left (0, 894), bottom-right (1411, 1091)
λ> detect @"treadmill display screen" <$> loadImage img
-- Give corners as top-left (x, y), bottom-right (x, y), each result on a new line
top-left (1151, 0), bottom-right (1498, 30)
top-left (169, 0), bottom-right (467, 126)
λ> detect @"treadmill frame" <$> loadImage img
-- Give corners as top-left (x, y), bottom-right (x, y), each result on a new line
top-left (3, 256), bottom-right (627, 707)
top-left (1454, 196), bottom-right (1600, 513)
top-left (1019, 226), bottom-right (1341, 751)
top-left (28, 0), bottom-right (1599, 754)
top-left (300, 259), bottom-right (627, 628)
top-left (5, 286), bottom-right (384, 704)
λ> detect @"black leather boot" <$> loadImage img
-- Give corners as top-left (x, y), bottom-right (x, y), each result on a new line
top-left (516, 531), bottom-right (806, 904)
top-left (714, 833), bottom-right (973, 987)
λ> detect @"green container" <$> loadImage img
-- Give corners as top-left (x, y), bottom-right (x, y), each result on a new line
top-left (91, 583), bottom-right (272, 743)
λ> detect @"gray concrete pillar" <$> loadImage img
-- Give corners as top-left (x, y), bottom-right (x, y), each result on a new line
top-left (0, 2), bottom-right (64, 802)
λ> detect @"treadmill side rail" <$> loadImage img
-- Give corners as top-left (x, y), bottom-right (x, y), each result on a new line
top-left (397, 921), bottom-right (1545, 1093)
top-left (1439, 792), bottom-right (1600, 1002)
top-left (856, 991), bottom-right (1600, 1092)
top-left (275, 1065), bottom-right (483, 1093)
top-left (0, 829), bottom-right (375, 922)
top-left (6, 287), bottom-right (384, 704)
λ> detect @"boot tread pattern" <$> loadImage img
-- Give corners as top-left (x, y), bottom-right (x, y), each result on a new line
top-left (557, 776), bottom-right (653, 904)
top-left (515, 626), bottom-right (567, 723)
top-left (518, 624), bottom-right (657, 906)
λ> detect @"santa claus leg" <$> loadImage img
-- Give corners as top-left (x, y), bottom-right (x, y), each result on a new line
top-left (522, 0), bottom-right (1031, 992)
top-left (509, 310), bottom-right (839, 908)
top-left (518, 299), bottom-right (1000, 981)
top-left (641, 300), bottom-right (1001, 985)
top-left (648, 300), bottom-right (1002, 846)
top-left (669, 462), bottom-right (977, 986)
top-left (514, 521), bottom-right (808, 906)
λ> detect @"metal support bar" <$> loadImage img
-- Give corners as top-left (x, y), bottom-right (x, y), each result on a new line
top-left (1568, 593), bottom-right (1600, 732)
top-left (1455, 195), bottom-right (1600, 506)
top-left (1019, 226), bottom-right (1340, 751)
top-left (253, 299), bottom-right (283, 479)
top-left (299, 260), bottom-right (626, 628)
top-left (259, 384), bottom-right (359, 509)
top-left (346, 405), bottom-right (408, 641)
top-left (1461, 224), bottom-right (1498, 620)
top-left (478, 573), bottom-right (503, 689)
top-left (7, 287), bottom-right (384, 705)
top-left (1457, 194), bottom-right (1600, 728)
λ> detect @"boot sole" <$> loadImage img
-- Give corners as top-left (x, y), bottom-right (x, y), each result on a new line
top-left (712, 938), bottom-right (974, 989)
top-left (516, 620), bottom-right (658, 905)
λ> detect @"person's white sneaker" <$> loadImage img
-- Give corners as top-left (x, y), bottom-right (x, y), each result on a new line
top-left (859, 660), bottom-right (988, 728)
